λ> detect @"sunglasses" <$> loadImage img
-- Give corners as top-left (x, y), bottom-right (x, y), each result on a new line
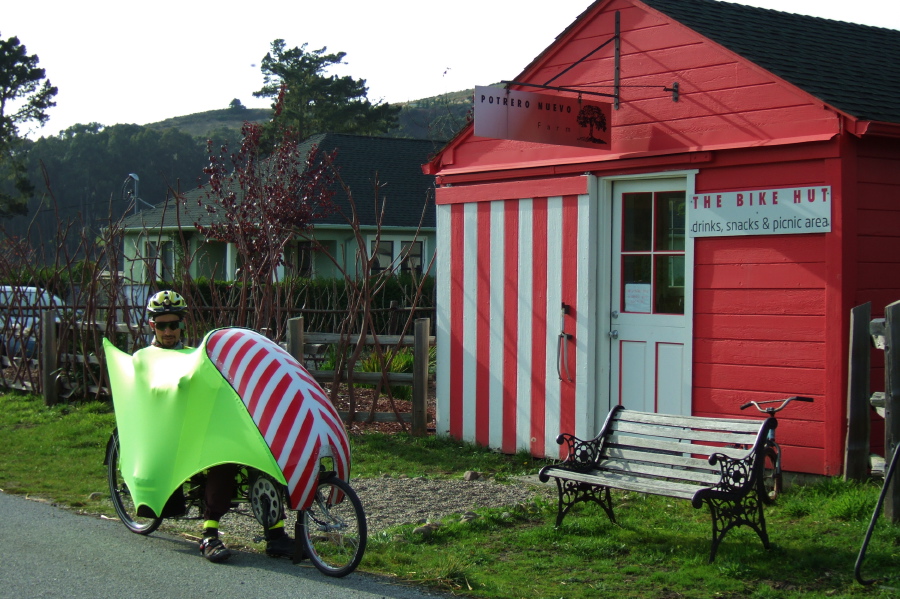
top-left (153, 321), bottom-right (184, 331)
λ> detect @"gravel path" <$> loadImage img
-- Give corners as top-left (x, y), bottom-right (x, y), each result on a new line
top-left (156, 474), bottom-right (553, 550)
top-left (354, 475), bottom-right (552, 533)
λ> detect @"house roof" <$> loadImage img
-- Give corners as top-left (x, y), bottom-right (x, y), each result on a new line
top-left (123, 134), bottom-right (441, 231)
top-left (639, 0), bottom-right (900, 124)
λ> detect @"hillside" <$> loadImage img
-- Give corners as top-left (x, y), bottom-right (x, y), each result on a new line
top-left (147, 107), bottom-right (272, 139)
top-left (145, 90), bottom-right (474, 142)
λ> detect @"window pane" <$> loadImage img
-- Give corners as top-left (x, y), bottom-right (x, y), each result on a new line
top-left (623, 193), bottom-right (653, 251)
top-left (161, 241), bottom-right (175, 280)
top-left (655, 191), bottom-right (686, 251)
top-left (655, 255), bottom-right (685, 314)
top-left (295, 241), bottom-right (312, 277)
top-left (622, 255), bottom-right (652, 313)
top-left (400, 241), bottom-right (423, 276)
top-left (371, 240), bottom-right (393, 272)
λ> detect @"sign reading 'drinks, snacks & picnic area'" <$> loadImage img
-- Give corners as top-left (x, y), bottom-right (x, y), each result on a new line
top-left (687, 186), bottom-right (832, 238)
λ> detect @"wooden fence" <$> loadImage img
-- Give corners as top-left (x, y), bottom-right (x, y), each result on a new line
top-left (20, 312), bottom-right (435, 436)
top-left (285, 317), bottom-right (434, 436)
top-left (846, 300), bottom-right (900, 521)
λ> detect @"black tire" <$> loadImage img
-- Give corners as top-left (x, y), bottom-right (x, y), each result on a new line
top-left (299, 476), bottom-right (367, 577)
top-left (762, 444), bottom-right (782, 503)
top-left (107, 432), bottom-right (162, 535)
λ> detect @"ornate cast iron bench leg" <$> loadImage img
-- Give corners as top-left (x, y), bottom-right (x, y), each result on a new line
top-left (554, 478), bottom-right (616, 527)
top-left (703, 490), bottom-right (770, 562)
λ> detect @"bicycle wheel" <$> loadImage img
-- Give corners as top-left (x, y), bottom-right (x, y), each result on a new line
top-left (106, 432), bottom-right (162, 534)
top-left (299, 476), bottom-right (367, 577)
top-left (761, 444), bottom-right (782, 503)
top-left (249, 471), bottom-right (286, 528)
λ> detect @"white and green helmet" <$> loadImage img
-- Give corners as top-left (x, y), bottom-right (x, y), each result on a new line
top-left (146, 290), bottom-right (187, 318)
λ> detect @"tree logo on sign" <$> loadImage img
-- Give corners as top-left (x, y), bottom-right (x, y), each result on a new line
top-left (576, 105), bottom-right (608, 145)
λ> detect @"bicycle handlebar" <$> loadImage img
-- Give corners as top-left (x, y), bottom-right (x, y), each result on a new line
top-left (739, 396), bottom-right (814, 412)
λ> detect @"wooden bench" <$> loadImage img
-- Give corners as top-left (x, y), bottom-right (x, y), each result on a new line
top-left (538, 406), bottom-right (775, 562)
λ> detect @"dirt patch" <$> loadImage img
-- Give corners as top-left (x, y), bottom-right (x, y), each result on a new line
top-left (323, 382), bottom-right (436, 435)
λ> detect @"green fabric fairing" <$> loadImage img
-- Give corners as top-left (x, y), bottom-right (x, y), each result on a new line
top-left (103, 338), bottom-right (286, 517)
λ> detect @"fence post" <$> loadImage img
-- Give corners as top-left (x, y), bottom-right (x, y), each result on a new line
top-left (412, 317), bottom-right (430, 437)
top-left (884, 301), bottom-right (900, 522)
top-left (845, 302), bottom-right (872, 481)
top-left (286, 317), bottom-right (305, 364)
top-left (42, 309), bottom-right (58, 407)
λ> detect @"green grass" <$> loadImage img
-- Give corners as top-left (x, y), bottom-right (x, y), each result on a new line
top-left (2, 392), bottom-right (900, 598)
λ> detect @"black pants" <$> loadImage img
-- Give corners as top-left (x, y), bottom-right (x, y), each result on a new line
top-left (203, 463), bottom-right (239, 522)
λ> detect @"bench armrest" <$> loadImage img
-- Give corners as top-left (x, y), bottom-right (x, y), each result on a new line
top-left (538, 433), bottom-right (601, 482)
top-left (558, 433), bottom-right (602, 468)
top-left (691, 451), bottom-right (756, 507)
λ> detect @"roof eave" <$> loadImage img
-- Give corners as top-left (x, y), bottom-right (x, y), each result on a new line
top-left (851, 120), bottom-right (900, 139)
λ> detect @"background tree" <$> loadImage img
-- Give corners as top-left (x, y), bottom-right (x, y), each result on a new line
top-left (194, 119), bottom-right (337, 329)
top-left (0, 34), bottom-right (57, 216)
top-left (4, 123), bottom-right (210, 261)
top-left (253, 40), bottom-right (400, 142)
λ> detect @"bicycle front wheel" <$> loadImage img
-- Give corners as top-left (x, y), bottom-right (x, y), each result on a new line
top-left (762, 444), bottom-right (782, 503)
top-left (107, 432), bottom-right (162, 535)
top-left (299, 476), bottom-right (367, 577)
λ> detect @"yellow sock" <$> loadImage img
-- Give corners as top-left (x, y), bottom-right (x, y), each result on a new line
top-left (203, 520), bottom-right (219, 537)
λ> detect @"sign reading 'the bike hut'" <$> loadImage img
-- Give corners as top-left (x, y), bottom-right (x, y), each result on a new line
top-left (687, 186), bottom-right (832, 238)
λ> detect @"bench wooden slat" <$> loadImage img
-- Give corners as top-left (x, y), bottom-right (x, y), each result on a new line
top-left (612, 420), bottom-right (760, 445)
top-left (615, 410), bottom-right (763, 433)
top-left (597, 458), bottom-right (723, 485)
top-left (606, 433), bottom-right (754, 461)
top-left (604, 446), bottom-right (735, 471)
top-left (541, 466), bottom-right (700, 500)
top-left (603, 447), bottom-right (724, 474)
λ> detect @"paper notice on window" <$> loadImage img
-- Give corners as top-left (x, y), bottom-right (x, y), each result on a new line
top-left (625, 284), bottom-right (652, 313)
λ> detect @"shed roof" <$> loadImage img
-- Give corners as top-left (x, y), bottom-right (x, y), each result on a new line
top-left (123, 134), bottom-right (441, 231)
top-left (640, 0), bottom-right (900, 124)
top-left (552, 0), bottom-right (900, 126)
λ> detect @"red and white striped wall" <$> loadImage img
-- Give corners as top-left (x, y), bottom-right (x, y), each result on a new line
top-left (435, 187), bottom-right (597, 458)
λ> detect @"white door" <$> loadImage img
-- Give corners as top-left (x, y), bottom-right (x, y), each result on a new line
top-left (608, 178), bottom-right (692, 415)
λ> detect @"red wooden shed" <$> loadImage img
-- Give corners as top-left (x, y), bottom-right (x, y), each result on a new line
top-left (425, 0), bottom-right (900, 476)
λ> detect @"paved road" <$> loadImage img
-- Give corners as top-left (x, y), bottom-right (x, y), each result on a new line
top-left (0, 491), bottom-right (450, 599)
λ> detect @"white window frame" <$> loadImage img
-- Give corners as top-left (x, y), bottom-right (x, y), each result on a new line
top-left (367, 235), bottom-right (427, 275)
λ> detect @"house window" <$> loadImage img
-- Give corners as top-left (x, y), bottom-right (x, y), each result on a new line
top-left (371, 240), bottom-right (394, 273)
top-left (144, 239), bottom-right (176, 281)
top-left (400, 241), bottom-right (423, 276)
top-left (293, 241), bottom-right (313, 278)
top-left (160, 240), bottom-right (175, 280)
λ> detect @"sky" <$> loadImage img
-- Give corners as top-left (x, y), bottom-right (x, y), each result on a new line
top-left (5, 0), bottom-right (900, 140)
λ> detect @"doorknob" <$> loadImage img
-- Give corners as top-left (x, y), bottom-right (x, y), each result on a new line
top-left (608, 330), bottom-right (619, 339)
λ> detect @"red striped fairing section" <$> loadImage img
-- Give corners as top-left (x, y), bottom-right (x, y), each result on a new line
top-left (206, 328), bottom-right (350, 510)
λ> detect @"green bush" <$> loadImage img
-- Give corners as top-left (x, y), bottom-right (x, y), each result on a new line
top-left (357, 347), bottom-right (416, 400)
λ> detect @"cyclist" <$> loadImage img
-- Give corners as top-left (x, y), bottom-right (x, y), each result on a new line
top-left (139, 290), bottom-right (295, 563)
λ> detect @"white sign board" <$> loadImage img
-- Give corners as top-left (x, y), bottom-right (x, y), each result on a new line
top-left (687, 186), bottom-right (832, 238)
top-left (625, 284), bottom-right (652, 313)
top-left (474, 85), bottom-right (612, 150)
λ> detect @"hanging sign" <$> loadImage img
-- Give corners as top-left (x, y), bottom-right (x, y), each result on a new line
top-left (687, 186), bottom-right (831, 238)
top-left (474, 85), bottom-right (612, 149)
